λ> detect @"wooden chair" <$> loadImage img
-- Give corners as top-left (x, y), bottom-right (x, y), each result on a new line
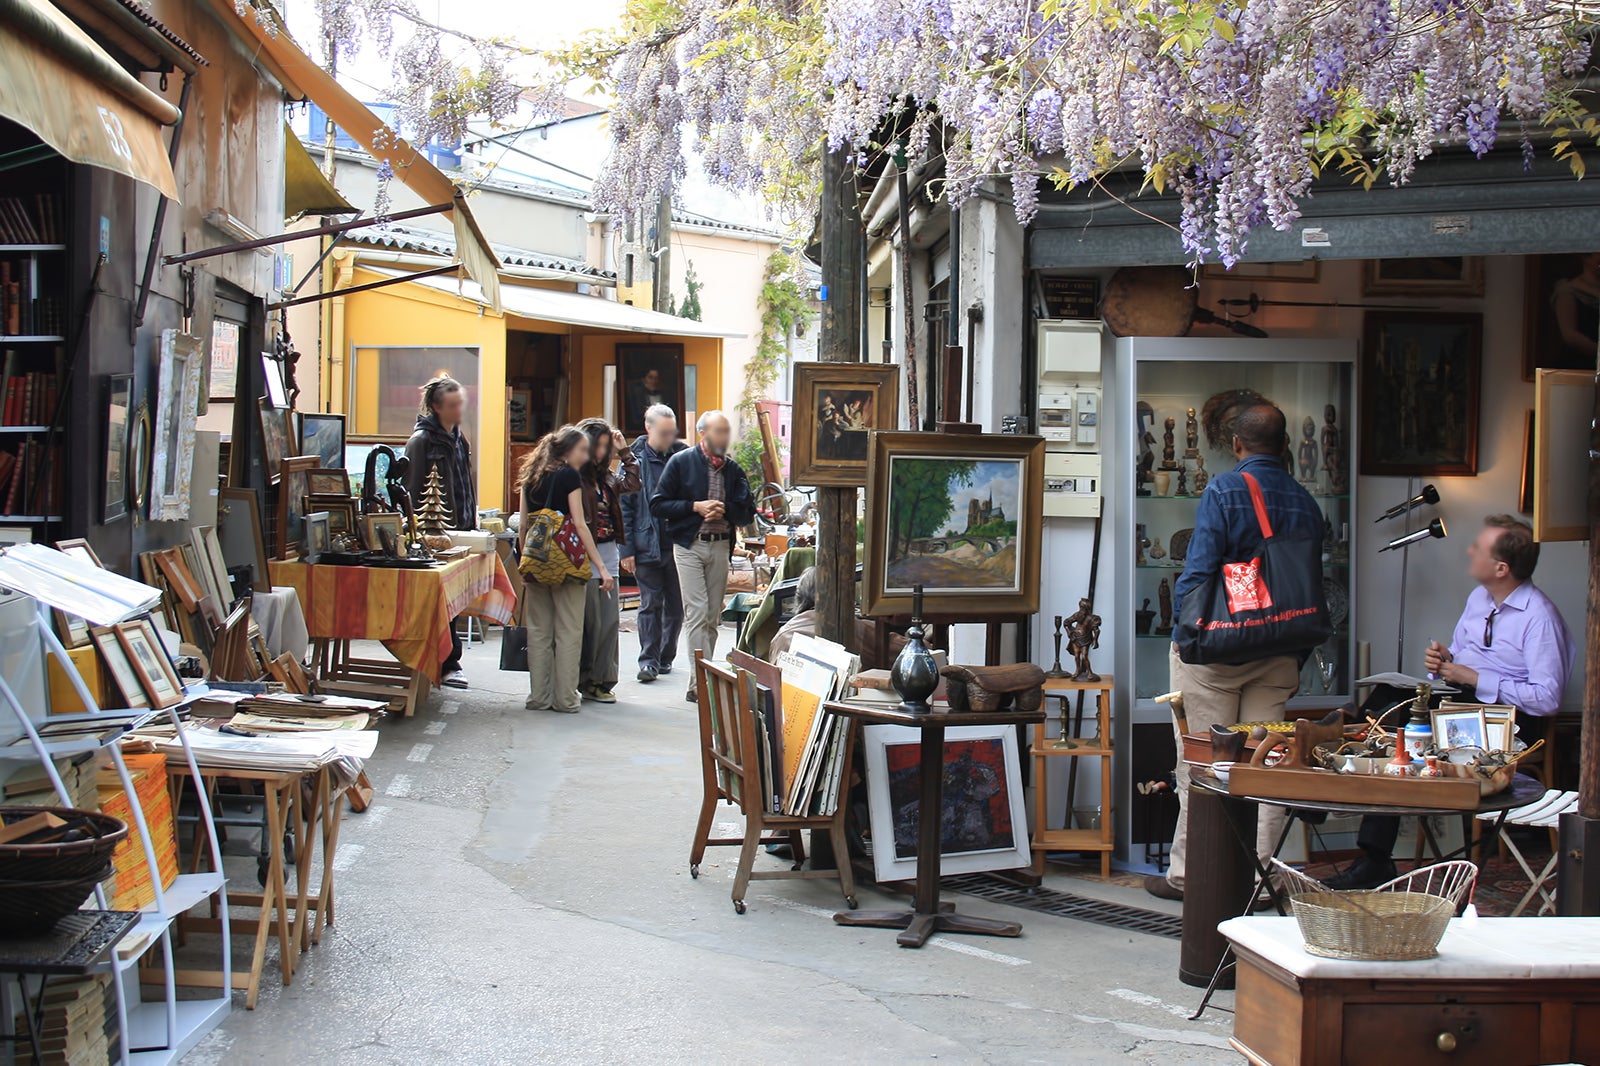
top-left (689, 652), bottom-right (858, 914)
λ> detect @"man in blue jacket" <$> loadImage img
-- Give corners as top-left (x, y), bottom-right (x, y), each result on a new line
top-left (621, 404), bottom-right (688, 684)
top-left (650, 410), bottom-right (757, 702)
top-left (1147, 403), bottom-right (1325, 903)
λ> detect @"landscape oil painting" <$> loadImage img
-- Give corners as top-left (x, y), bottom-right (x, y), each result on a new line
top-left (864, 432), bottom-right (1043, 617)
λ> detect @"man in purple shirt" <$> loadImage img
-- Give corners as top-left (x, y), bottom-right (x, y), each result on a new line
top-left (1329, 514), bottom-right (1575, 889)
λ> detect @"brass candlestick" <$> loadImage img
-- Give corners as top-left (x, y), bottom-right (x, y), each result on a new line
top-left (1045, 615), bottom-right (1069, 679)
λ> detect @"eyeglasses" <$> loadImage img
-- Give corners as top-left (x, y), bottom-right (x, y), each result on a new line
top-left (1484, 608), bottom-right (1497, 649)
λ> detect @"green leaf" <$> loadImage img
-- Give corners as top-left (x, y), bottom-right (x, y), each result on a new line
top-left (1213, 16), bottom-right (1235, 42)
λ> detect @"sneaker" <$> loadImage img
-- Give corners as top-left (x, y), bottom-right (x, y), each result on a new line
top-left (1321, 855), bottom-right (1397, 891)
top-left (1143, 874), bottom-right (1184, 902)
top-left (441, 668), bottom-right (468, 689)
top-left (588, 685), bottom-right (617, 704)
top-left (637, 665), bottom-right (659, 683)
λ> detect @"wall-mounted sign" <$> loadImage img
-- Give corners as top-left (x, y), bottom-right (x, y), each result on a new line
top-left (1035, 274), bottom-right (1101, 320)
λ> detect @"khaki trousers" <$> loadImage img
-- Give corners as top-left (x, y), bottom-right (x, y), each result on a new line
top-left (1166, 643), bottom-right (1300, 889)
top-left (674, 538), bottom-right (730, 667)
top-left (526, 577), bottom-right (586, 712)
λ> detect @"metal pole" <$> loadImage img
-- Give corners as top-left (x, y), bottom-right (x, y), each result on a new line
top-left (163, 202), bottom-right (452, 265)
top-left (1396, 475), bottom-right (1415, 674)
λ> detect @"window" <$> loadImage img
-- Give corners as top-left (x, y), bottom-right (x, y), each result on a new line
top-left (349, 346), bottom-right (481, 456)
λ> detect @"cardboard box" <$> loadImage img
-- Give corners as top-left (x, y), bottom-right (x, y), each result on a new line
top-left (46, 645), bottom-right (112, 715)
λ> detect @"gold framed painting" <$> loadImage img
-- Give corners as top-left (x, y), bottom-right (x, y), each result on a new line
top-left (91, 625), bottom-right (150, 709)
top-left (862, 431), bottom-right (1045, 618)
top-left (791, 363), bottom-right (900, 487)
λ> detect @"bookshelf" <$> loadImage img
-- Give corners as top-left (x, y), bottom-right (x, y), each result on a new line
top-left (0, 180), bottom-right (70, 528)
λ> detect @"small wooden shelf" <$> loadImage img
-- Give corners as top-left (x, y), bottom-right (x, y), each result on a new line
top-left (1033, 675), bottom-right (1116, 877)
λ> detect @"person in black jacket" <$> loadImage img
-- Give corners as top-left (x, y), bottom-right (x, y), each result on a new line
top-left (648, 410), bottom-right (755, 702)
top-left (404, 376), bottom-right (478, 689)
top-left (620, 404), bottom-right (687, 684)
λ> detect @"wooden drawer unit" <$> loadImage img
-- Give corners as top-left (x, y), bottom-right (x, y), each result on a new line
top-left (1340, 1002), bottom-right (1539, 1064)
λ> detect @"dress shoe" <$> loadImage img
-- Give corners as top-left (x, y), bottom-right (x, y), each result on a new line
top-left (1143, 874), bottom-right (1183, 901)
top-left (637, 665), bottom-right (658, 683)
top-left (1321, 855), bottom-right (1397, 891)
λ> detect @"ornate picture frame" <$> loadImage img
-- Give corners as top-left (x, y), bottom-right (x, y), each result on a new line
top-left (149, 329), bottom-right (203, 522)
top-left (863, 432), bottom-right (1045, 618)
top-left (791, 363), bottom-right (901, 487)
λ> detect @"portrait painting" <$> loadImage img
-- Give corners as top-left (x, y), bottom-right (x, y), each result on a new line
top-left (862, 724), bottom-right (1030, 882)
top-left (616, 344), bottom-right (685, 438)
top-left (864, 432), bottom-right (1044, 617)
top-left (1521, 252), bottom-right (1600, 378)
top-left (1360, 311), bottom-right (1481, 477)
top-left (791, 363), bottom-right (900, 486)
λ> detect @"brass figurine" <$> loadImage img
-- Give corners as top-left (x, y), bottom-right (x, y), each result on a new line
top-left (1065, 598), bottom-right (1102, 682)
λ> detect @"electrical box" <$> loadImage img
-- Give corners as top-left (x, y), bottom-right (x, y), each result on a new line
top-left (1038, 320), bottom-right (1104, 516)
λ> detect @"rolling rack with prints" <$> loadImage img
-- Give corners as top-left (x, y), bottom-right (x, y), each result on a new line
top-left (0, 599), bottom-right (231, 1064)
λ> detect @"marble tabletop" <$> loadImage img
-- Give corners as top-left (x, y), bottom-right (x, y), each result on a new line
top-left (1221, 915), bottom-right (1600, 981)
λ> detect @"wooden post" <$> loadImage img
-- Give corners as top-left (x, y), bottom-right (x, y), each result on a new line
top-left (1557, 358), bottom-right (1600, 915)
top-left (815, 148), bottom-right (862, 648)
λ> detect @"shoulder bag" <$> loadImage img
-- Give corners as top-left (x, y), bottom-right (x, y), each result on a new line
top-left (519, 475), bottom-right (592, 587)
top-left (1174, 472), bottom-right (1330, 666)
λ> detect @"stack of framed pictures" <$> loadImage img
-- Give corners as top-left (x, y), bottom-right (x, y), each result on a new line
top-left (91, 619), bottom-right (187, 710)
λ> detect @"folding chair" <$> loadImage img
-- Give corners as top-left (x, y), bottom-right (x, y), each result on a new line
top-left (1477, 789), bottom-right (1578, 916)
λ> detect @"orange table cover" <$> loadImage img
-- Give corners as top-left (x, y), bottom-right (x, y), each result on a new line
top-left (270, 553), bottom-right (517, 683)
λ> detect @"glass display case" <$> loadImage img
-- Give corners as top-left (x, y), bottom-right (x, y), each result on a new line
top-left (1110, 337), bottom-right (1357, 869)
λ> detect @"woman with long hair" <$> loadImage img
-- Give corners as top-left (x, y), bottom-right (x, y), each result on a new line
top-left (575, 417), bottom-right (640, 704)
top-left (518, 425), bottom-right (613, 713)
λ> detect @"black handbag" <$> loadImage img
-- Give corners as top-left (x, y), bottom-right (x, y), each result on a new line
top-left (1174, 472), bottom-right (1331, 666)
top-left (499, 580), bottom-right (530, 671)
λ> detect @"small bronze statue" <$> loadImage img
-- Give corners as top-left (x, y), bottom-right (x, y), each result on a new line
top-left (1155, 578), bottom-right (1174, 635)
top-left (1297, 415), bottom-right (1319, 484)
top-left (1046, 615), bottom-right (1069, 679)
top-left (1176, 465), bottom-right (1188, 496)
top-left (1184, 406), bottom-right (1199, 458)
top-left (1161, 416), bottom-right (1178, 469)
top-left (1065, 598), bottom-right (1102, 682)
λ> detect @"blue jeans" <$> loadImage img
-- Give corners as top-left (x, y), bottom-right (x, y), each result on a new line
top-left (634, 558), bottom-right (683, 671)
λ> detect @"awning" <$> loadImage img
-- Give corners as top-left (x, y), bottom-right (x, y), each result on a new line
top-left (360, 264), bottom-right (745, 339)
top-left (284, 123), bottom-right (354, 217)
top-left (0, 0), bottom-right (179, 199)
top-left (214, 0), bottom-right (501, 311)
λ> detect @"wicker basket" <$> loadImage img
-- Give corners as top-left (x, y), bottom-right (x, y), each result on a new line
top-left (0, 807), bottom-right (128, 882)
top-left (1270, 858), bottom-right (1477, 962)
top-left (0, 864), bottom-right (113, 936)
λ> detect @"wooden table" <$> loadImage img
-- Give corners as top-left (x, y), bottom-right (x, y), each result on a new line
top-left (1222, 915), bottom-right (1600, 1065)
top-left (271, 554), bottom-right (517, 714)
top-left (828, 700), bottom-right (1045, 948)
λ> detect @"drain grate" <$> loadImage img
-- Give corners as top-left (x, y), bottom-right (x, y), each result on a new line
top-left (943, 874), bottom-right (1183, 939)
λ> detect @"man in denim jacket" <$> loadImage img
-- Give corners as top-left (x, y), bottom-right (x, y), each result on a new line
top-left (1146, 403), bottom-right (1325, 902)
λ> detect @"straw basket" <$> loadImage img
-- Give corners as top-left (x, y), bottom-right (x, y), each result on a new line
top-left (1270, 859), bottom-right (1478, 962)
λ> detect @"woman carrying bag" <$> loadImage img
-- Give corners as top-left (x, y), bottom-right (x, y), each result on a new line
top-left (517, 426), bottom-right (614, 714)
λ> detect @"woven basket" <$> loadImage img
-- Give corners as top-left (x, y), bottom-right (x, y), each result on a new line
top-left (0, 807), bottom-right (128, 882)
top-left (0, 864), bottom-right (113, 936)
top-left (1270, 857), bottom-right (1476, 962)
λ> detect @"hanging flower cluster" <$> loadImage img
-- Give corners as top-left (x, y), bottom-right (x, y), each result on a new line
top-left (552, 0), bottom-right (1594, 264)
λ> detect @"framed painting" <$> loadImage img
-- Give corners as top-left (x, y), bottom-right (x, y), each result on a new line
top-left (1359, 311), bottom-right (1481, 477)
top-left (54, 539), bottom-right (103, 568)
top-left (149, 329), bottom-right (203, 522)
top-left (361, 513), bottom-right (405, 554)
top-left (306, 469), bottom-right (351, 497)
top-left (863, 432), bottom-right (1045, 617)
top-left (1521, 253), bottom-right (1600, 378)
top-left (303, 494), bottom-right (357, 542)
top-left (218, 487), bottom-right (271, 593)
top-left (115, 619), bottom-right (185, 708)
top-left (791, 363), bottom-right (900, 487)
top-left (102, 373), bottom-right (132, 523)
top-left (615, 343), bottom-right (685, 438)
top-left (1363, 257), bottom-right (1484, 297)
top-left (258, 397), bottom-right (291, 482)
top-left (1533, 368), bottom-right (1591, 542)
top-left (508, 388), bottom-right (535, 441)
top-left (862, 723), bottom-right (1030, 883)
top-left (300, 413), bottom-right (346, 470)
top-left (303, 512), bottom-right (331, 565)
top-left (90, 625), bottom-right (149, 709)
top-left (277, 456), bottom-right (319, 559)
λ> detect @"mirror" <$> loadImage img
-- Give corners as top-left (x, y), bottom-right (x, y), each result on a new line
top-left (128, 403), bottom-right (152, 518)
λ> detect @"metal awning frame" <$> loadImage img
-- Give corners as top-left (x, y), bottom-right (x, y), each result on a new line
top-left (162, 201), bottom-right (452, 267)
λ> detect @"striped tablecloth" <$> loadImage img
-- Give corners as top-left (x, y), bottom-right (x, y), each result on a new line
top-left (270, 553), bottom-right (517, 683)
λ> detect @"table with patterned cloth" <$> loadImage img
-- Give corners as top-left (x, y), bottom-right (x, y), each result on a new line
top-left (270, 554), bottom-right (518, 685)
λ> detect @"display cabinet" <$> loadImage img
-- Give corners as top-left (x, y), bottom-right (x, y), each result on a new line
top-left (1110, 338), bottom-right (1357, 870)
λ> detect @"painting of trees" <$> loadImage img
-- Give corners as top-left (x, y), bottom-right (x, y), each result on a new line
top-left (887, 459), bottom-right (976, 559)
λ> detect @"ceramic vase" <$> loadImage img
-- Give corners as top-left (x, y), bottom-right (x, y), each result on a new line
top-left (1385, 729), bottom-right (1415, 777)
top-left (1153, 471), bottom-right (1171, 496)
top-left (1419, 754), bottom-right (1443, 779)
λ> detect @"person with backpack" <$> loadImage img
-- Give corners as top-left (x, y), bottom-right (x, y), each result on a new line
top-left (575, 418), bottom-right (641, 704)
top-left (517, 426), bottom-right (612, 714)
top-left (1145, 402), bottom-right (1326, 903)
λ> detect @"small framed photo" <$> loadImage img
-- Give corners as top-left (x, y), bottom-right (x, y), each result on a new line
top-left (1432, 706), bottom-right (1488, 752)
top-left (115, 619), bottom-right (185, 708)
top-left (300, 413), bottom-right (346, 470)
top-left (306, 469), bottom-right (352, 497)
top-left (91, 625), bottom-right (150, 709)
top-left (54, 539), bottom-right (103, 568)
top-left (791, 363), bottom-right (901, 487)
top-left (362, 513), bottom-right (405, 555)
top-left (304, 511), bottom-right (331, 564)
top-left (508, 388), bottom-right (535, 441)
top-left (1472, 704), bottom-right (1519, 752)
top-left (54, 609), bottom-right (90, 649)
